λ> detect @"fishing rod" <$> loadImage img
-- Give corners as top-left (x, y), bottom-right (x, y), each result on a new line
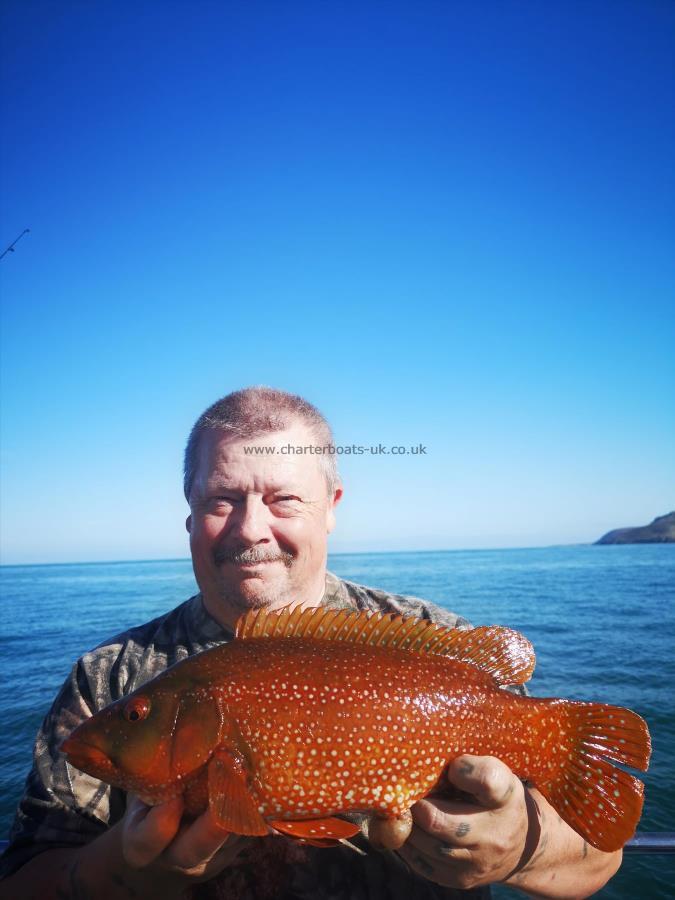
top-left (0, 228), bottom-right (30, 260)
top-left (623, 832), bottom-right (675, 853)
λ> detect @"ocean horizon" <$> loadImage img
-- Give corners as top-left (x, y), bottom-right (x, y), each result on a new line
top-left (0, 540), bottom-right (601, 569)
top-left (1, 545), bottom-right (673, 897)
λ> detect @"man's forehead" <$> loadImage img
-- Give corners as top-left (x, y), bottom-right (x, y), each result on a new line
top-left (196, 427), bottom-right (324, 489)
top-left (202, 425), bottom-right (317, 458)
top-left (205, 471), bottom-right (305, 493)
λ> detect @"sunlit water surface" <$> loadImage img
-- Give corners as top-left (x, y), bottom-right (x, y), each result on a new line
top-left (1, 545), bottom-right (673, 897)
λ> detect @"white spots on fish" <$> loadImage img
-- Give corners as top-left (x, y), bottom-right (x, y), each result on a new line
top-left (220, 639), bottom-right (516, 826)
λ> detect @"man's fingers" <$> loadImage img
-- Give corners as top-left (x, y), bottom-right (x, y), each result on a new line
top-left (397, 840), bottom-right (472, 887)
top-left (411, 797), bottom-right (479, 839)
top-left (123, 796), bottom-right (184, 869)
top-left (163, 806), bottom-right (235, 871)
top-left (447, 755), bottom-right (519, 809)
top-left (406, 816), bottom-right (478, 855)
top-left (401, 836), bottom-right (472, 865)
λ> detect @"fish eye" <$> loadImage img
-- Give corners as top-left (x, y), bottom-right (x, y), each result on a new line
top-left (123, 696), bottom-right (151, 723)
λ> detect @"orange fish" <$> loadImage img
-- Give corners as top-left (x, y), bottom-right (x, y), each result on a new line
top-left (61, 607), bottom-right (650, 852)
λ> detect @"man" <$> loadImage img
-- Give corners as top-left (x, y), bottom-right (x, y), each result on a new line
top-left (0, 387), bottom-right (621, 899)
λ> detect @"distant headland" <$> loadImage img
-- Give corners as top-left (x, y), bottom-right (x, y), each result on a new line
top-left (596, 511), bottom-right (675, 544)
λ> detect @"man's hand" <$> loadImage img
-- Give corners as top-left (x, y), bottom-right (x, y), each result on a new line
top-left (397, 754), bottom-right (623, 899)
top-left (397, 754), bottom-right (533, 891)
top-left (0, 796), bottom-right (254, 900)
top-left (123, 795), bottom-right (250, 883)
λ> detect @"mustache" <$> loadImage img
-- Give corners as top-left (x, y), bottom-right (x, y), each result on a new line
top-left (214, 546), bottom-right (294, 567)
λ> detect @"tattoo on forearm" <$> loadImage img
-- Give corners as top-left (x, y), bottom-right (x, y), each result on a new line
top-left (458, 760), bottom-right (474, 776)
top-left (582, 840), bottom-right (588, 859)
top-left (455, 821), bottom-right (471, 838)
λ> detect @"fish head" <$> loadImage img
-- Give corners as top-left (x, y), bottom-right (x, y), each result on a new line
top-left (61, 676), bottom-right (223, 801)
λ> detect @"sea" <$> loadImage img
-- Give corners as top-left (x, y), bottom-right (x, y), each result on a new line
top-left (0, 545), bottom-right (673, 898)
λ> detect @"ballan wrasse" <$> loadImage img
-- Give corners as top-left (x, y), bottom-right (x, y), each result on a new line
top-left (61, 607), bottom-right (651, 852)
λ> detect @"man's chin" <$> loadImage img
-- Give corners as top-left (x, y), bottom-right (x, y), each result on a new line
top-left (216, 573), bottom-right (291, 612)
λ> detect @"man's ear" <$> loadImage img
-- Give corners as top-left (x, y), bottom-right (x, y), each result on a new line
top-left (185, 514), bottom-right (192, 533)
top-left (326, 486), bottom-right (343, 534)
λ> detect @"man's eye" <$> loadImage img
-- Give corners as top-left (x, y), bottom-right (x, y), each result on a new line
top-left (270, 496), bottom-right (302, 508)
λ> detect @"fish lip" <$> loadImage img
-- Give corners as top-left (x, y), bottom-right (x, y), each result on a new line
top-left (61, 735), bottom-right (114, 773)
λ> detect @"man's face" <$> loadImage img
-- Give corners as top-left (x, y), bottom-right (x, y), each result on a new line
top-left (187, 423), bottom-right (341, 627)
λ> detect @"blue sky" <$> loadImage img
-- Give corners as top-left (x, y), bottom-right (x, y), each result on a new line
top-left (1, 1), bottom-right (673, 564)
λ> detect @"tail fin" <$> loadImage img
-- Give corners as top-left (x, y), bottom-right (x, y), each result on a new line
top-left (533, 700), bottom-right (651, 852)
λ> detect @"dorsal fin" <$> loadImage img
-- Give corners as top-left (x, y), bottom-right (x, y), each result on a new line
top-left (235, 606), bottom-right (535, 685)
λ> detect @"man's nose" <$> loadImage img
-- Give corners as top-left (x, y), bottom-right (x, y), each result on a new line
top-left (229, 495), bottom-right (271, 545)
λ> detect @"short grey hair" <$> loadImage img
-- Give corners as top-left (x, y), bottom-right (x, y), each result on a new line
top-left (183, 386), bottom-right (339, 501)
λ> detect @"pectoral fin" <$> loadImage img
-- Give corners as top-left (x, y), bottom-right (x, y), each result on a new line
top-left (269, 816), bottom-right (361, 847)
top-left (207, 747), bottom-right (268, 836)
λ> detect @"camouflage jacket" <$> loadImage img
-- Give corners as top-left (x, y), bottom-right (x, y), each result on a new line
top-left (0, 572), bottom-right (498, 899)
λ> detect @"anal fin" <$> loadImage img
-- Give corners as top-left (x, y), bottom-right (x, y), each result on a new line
top-left (269, 816), bottom-right (360, 847)
top-left (208, 747), bottom-right (268, 836)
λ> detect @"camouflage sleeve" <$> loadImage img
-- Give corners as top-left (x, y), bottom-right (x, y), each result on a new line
top-left (0, 655), bottom-right (122, 879)
top-left (374, 590), bottom-right (474, 632)
top-left (335, 576), bottom-right (473, 630)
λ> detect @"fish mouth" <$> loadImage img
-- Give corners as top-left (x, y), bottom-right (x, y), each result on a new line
top-left (61, 736), bottom-right (114, 775)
